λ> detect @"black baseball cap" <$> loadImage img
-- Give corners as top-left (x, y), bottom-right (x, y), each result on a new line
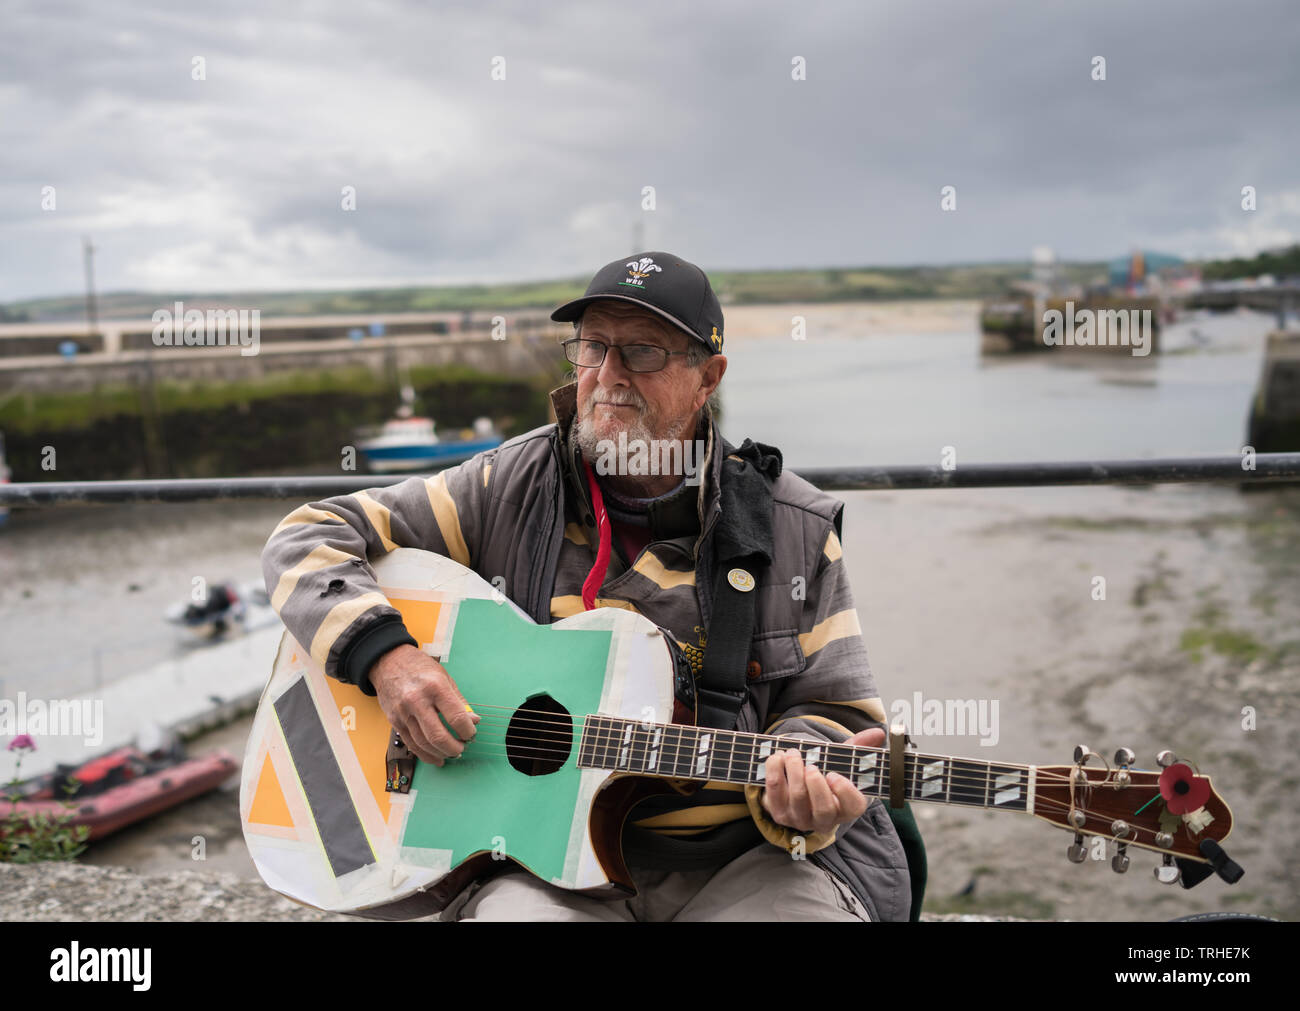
top-left (551, 251), bottom-right (724, 354)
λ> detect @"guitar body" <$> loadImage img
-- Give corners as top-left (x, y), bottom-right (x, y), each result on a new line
top-left (240, 548), bottom-right (676, 919)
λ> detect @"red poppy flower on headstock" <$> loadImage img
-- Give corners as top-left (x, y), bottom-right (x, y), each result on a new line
top-left (1159, 762), bottom-right (1211, 815)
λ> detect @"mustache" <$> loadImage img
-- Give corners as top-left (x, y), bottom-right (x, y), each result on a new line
top-left (583, 389), bottom-right (647, 412)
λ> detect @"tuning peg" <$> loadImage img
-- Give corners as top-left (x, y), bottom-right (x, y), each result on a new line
top-left (1198, 839), bottom-right (1246, 885)
top-left (1068, 807), bottom-right (1087, 829)
top-left (1112, 842), bottom-right (1130, 873)
top-left (1154, 831), bottom-right (1174, 849)
top-left (1113, 750), bottom-right (1135, 787)
top-left (1067, 832), bottom-right (1088, 863)
top-left (1156, 750), bottom-right (1177, 768)
top-left (1073, 745), bottom-right (1092, 763)
top-left (1154, 854), bottom-right (1181, 885)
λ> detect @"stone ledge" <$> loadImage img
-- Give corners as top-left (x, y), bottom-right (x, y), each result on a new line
top-left (0, 863), bottom-right (1044, 922)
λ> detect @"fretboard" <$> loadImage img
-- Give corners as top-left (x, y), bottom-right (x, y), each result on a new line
top-left (577, 715), bottom-right (1036, 814)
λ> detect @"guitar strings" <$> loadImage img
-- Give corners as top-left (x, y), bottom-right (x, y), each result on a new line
top-left (440, 709), bottom-right (1150, 793)
top-left (404, 720), bottom-right (1174, 825)
top-left (394, 735), bottom-right (1176, 845)
top-left (457, 701), bottom-right (1157, 788)
top-left (436, 721), bottom-right (1155, 795)
top-left (402, 706), bottom-right (1179, 836)
top-left (454, 728), bottom-right (1152, 801)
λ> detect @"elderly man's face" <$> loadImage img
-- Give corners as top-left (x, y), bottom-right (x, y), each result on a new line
top-left (571, 300), bottom-right (724, 463)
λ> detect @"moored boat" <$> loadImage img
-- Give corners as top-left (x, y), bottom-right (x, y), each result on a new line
top-left (4, 745), bottom-right (238, 842)
top-left (356, 413), bottom-right (502, 473)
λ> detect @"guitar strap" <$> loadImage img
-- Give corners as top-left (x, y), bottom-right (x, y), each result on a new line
top-left (696, 439), bottom-right (779, 731)
top-left (698, 438), bottom-right (929, 922)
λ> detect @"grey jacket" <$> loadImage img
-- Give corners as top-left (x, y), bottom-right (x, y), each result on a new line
top-left (261, 382), bottom-right (912, 921)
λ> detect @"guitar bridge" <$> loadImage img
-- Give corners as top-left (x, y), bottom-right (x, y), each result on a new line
top-left (385, 729), bottom-right (416, 794)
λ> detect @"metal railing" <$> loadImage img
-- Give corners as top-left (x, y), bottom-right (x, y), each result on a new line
top-left (2, 453), bottom-right (1298, 506)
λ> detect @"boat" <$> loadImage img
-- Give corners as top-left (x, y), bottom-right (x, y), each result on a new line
top-left (4, 744), bottom-right (238, 842)
top-left (163, 579), bottom-right (279, 640)
top-left (356, 411), bottom-right (502, 474)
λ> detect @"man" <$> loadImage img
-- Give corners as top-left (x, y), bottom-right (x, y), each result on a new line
top-left (261, 251), bottom-right (912, 921)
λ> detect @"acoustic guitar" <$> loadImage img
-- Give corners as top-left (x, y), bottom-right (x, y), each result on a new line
top-left (240, 548), bottom-right (1242, 918)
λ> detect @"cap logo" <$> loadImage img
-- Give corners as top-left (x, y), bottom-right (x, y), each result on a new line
top-left (620, 257), bottom-right (662, 288)
top-left (710, 326), bottom-right (722, 349)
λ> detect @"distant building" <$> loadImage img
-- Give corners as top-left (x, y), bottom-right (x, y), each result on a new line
top-left (1107, 250), bottom-right (1186, 293)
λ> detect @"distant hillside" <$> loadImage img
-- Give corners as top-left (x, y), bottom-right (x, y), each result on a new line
top-left (0, 258), bottom-right (1127, 323)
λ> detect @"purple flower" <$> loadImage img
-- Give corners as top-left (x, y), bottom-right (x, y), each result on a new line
top-left (7, 735), bottom-right (35, 752)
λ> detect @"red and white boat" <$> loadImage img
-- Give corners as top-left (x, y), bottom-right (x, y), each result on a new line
top-left (5, 745), bottom-right (238, 842)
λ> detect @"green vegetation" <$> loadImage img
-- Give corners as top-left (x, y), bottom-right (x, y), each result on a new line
top-left (1179, 626), bottom-right (1265, 664)
top-left (2, 261), bottom-right (1108, 323)
top-left (0, 362), bottom-right (527, 436)
top-left (0, 363), bottom-right (552, 481)
top-left (3, 744), bottom-right (91, 864)
top-left (1200, 243), bottom-right (1300, 281)
top-left (925, 890), bottom-right (1057, 920)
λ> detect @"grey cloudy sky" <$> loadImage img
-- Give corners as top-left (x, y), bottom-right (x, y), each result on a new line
top-left (1, 0), bottom-right (1297, 301)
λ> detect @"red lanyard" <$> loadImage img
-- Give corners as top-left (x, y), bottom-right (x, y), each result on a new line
top-left (581, 456), bottom-right (612, 611)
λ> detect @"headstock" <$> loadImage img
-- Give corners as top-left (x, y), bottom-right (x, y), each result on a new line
top-left (1033, 746), bottom-right (1243, 888)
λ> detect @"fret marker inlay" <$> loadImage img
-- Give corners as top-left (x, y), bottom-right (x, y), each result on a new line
top-left (855, 751), bottom-right (878, 790)
top-left (696, 733), bottom-right (712, 775)
top-left (618, 724), bottom-right (632, 768)
top-left (921, 759), bottom-right (945, 797)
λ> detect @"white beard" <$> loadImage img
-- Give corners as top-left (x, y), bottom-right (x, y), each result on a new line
top-left (572, 388), bottom-right (664, 461)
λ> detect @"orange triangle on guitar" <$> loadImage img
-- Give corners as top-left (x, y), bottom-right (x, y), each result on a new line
top-left (248, 752), bottom-right (295, 829)
top-left (388, 598), bottom-right (442, 648)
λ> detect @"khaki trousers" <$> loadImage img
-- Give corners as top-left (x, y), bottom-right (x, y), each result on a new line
top-left (444, 842), bottom-right (872, 922)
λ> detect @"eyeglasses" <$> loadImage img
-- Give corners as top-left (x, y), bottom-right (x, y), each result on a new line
top-left (561, 337), bottom-right (691, 373)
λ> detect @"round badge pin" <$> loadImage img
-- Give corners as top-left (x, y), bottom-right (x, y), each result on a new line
top-left (727, 567), bottom-right (755, 592)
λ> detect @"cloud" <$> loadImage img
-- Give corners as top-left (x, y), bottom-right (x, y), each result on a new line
top-left (2, 0), bottom-right (1298, 301)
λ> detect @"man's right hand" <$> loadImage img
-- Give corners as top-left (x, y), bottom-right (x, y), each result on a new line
top-left (368, 644), bottom-right (480, 767)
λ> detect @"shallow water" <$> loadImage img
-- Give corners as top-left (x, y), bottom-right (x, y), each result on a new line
top-left (0, 308), bottom-right (1279, 699)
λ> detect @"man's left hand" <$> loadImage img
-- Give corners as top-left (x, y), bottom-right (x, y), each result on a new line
top-left (760, 727), bottom-right (886, 835)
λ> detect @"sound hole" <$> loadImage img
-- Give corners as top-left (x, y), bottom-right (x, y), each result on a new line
top-left (506, 695), bottom-right (573, 776)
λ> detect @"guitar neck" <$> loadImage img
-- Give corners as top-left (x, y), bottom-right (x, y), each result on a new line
top-left (578, 715), bottom-right (1036, 815)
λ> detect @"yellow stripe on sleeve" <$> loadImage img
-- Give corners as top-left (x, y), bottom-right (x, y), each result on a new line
top-left (271, 505), bottom-right (346, 537)
top-left (270, 544), bottom-right (357, 612)
top-left (423, 471), bottom-right (470, 565)
top-left (806, 697), bottom-right (889, 724)
top-left (308, 591), bottom-right (392, 670)
top-left (632, 550), bottom-right (696, 590)
top-left (798, 608), bottom-right (862, 658)
top-left (549, 595), bottom-right (642, 619)
top-left (352, 491), bottom-right (398, 553)
top-left (823, 530), bottom-right (843, 563)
